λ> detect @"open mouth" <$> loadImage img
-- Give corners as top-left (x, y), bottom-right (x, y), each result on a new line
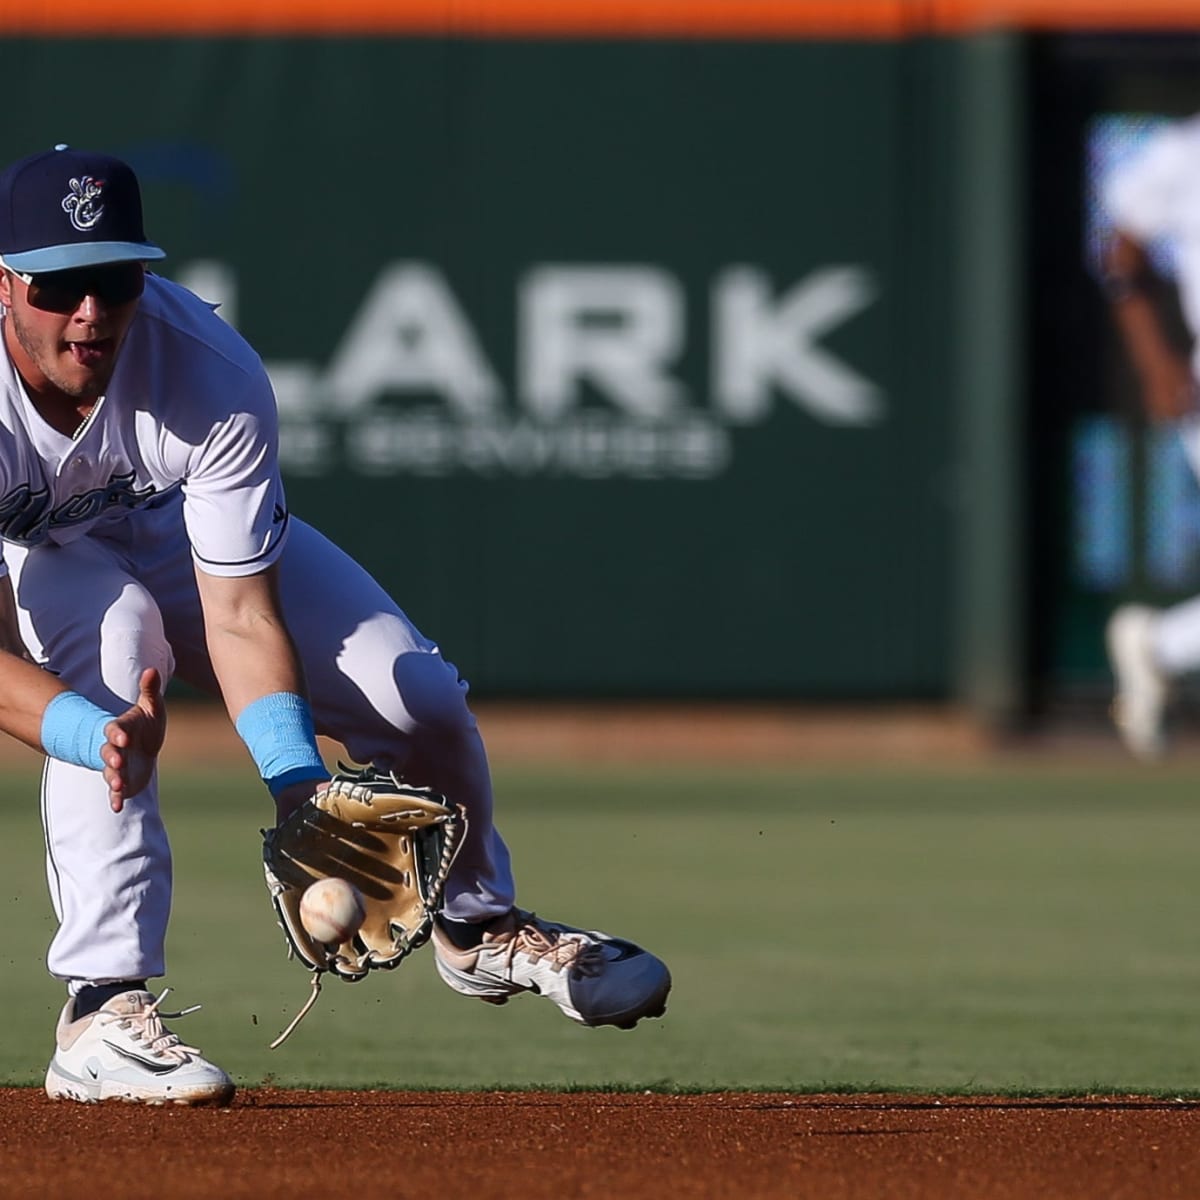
top-left (68, 338), bottom-right (115, 367)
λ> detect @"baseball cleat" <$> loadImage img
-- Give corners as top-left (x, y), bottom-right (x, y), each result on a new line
top-left (1106, 605), bottom-right (1169, 760)
top-left (432, 908), bottom-right (671, 1029)
top-left (44, 988), bottom-right (234, 1106)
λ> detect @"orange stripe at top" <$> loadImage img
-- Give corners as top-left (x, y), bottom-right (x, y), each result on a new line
top-left (0, 0), bottom-right (917, 37)
top-left (1, 0), bottom-right (1200, 37)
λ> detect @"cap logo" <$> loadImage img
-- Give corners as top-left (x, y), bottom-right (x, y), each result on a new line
top-left (61, 175), bottom-right (104, 232)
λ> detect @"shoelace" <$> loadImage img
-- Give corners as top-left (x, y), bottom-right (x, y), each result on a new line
top-left (99, 988), bottom-right (203, 1063)
top-left (502, 914), bottom-right (607, 978)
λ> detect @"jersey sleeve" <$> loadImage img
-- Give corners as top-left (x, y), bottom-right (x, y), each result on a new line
top-left (179, 365), bottom-right (290, 578)
top-left (1103, 124), bottom-right (1191, 242)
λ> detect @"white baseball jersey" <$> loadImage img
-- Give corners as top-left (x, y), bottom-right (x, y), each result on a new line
top-left (0, 273), bottom-right (288, 576)
top-left (1104, 115), bottom-right (1200, 373)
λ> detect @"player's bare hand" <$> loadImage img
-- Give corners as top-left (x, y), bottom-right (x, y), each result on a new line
top-left (101, 668), bottom-right (166, 813)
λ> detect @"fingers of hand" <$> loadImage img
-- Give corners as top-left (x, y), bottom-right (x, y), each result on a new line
top-left (103, 767), bottom-right (126, 813)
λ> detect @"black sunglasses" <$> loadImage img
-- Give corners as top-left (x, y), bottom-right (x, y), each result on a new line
top-left (7, 261), bottom-right (146, 314)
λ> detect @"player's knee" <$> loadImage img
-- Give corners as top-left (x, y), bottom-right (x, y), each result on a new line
top-left (391, 652), bottom-right (476, 742)
top-left (97, 593), bottom-right (173, 701)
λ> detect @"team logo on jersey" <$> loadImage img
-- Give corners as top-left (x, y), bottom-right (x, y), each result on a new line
top-left (0, 472), bottom-right (157, 545)
top-left (62, 176), bottom-right (105, 232)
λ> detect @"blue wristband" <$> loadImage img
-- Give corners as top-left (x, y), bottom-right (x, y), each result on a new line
top-left (41, 691), bottom-right (112, 771)
top-left (234, 692), bottom-right (328, 797)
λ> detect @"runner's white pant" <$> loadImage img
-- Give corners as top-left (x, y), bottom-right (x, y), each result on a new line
top-left (6, 499), bottom-right (514, 986)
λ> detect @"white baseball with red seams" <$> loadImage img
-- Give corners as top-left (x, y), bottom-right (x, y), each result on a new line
top-left (299, 878), bottom-right (366, 945)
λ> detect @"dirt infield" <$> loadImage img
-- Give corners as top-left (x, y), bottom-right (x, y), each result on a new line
top-left (2, 1088), bottom-right (1197, 1199)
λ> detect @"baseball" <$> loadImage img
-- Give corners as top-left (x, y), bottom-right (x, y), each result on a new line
top-left (299, 877), bottom-right (366, 945)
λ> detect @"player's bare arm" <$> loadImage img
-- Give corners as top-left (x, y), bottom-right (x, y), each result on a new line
top-left (193, 563), bottom-right (305, 712)
top-left (1105, 229), bottom-right (1195, 420)
top-left (193, 563), bottom-right (328, 821)
top-left (0, 648), bottom-right (83, 752)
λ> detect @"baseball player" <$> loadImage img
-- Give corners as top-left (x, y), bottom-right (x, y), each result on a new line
top-left (0, 146), bottom-right (670, 1107)
top-left (1102, 115), bottom-right (1200, 758)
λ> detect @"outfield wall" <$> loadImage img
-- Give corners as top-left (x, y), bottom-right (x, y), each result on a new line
top-left (0, 29), bottom-right (1012, 702)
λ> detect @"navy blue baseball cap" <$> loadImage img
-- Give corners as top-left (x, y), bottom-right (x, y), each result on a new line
top-left (0, 144), bottom-right (165, 272)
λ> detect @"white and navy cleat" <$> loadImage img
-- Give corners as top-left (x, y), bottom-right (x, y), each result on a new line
top-left (433, 908), bottom-right (671, 1029)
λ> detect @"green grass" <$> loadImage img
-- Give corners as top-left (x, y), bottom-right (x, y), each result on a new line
top-left (3, 759), bottom-right (1200, 1094)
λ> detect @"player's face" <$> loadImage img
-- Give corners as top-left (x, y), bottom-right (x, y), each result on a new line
top-left (0, 264), bottom-right (143, 402)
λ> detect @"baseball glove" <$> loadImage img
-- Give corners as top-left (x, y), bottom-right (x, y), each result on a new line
top-left (262, 763), bottom-right (465, 984)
